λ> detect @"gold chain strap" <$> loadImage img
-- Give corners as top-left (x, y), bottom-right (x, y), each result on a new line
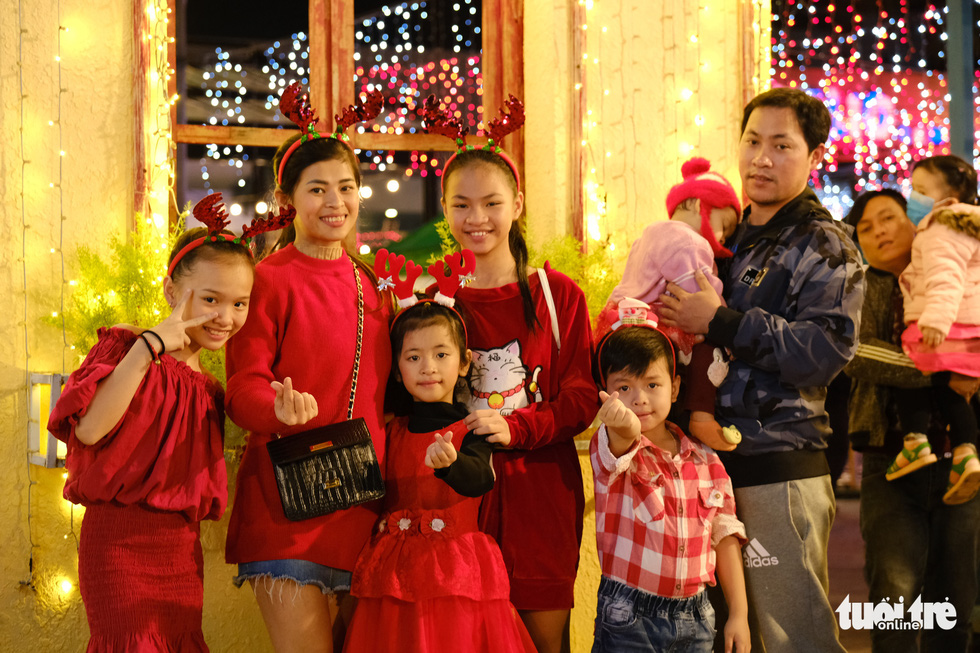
top-left (347, 254), bottom-right (364, 421)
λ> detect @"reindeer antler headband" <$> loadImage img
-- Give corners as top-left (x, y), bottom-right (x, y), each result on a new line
top-left (276, 83), bottom-right (384, 187)
top-left (377, 248), bottom-right (476, 338)
top-left (420, 94), bottom-right (525, 193)
top-left (167, 193), bottom-right (296, 277)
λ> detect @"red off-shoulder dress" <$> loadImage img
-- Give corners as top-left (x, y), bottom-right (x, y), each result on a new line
top-left (48, 327), bottom-right (227, 653)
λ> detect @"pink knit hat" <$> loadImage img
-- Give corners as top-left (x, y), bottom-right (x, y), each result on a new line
top-left (665, 157), bottom-right (741, 258)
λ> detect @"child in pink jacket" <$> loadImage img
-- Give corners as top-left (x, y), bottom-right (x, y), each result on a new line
top-left (889, 202), bottom-right (980, 504)
top-left (597, 157), bottom-right (742, 452)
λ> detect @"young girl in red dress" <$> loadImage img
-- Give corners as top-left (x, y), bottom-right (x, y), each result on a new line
top-left (223, 84), bottom-right (391, 653)
top-left (343, 250), bottom-right (535, 653)
top-left (48, 194), bottom-right (286, 652)
top-left (422, 96), bottom-right (598, 653)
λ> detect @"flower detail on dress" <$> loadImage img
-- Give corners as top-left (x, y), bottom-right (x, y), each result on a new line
top-left (398, 517), bottom-right (412, 531)
top-left (430, 518), bottom-right (445, 532)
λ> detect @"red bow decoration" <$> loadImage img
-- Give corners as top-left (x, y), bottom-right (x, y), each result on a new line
top-left (427, 250), bottom-right (476, 308)
top-left (374, 248), bottom-right (424, 308)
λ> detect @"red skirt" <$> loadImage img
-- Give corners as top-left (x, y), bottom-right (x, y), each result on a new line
top-left (342, 595), bottom-right (537, 653)
top-left (78, 504), bottom-right (208, 652)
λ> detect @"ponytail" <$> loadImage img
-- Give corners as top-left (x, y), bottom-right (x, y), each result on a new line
top-left (509, 219), bottom-right (541, 332)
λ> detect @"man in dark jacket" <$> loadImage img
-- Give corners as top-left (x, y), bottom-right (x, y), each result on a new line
top-left (661, 88), bottom-right (865, 652)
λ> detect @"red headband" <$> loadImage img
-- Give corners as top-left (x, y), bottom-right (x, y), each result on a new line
top-left (419, 94), bottom-right (525, 193)
top-left (167, 193), bottom-right (296, 277)
top-left (276, 83), bottom-right (384, 187)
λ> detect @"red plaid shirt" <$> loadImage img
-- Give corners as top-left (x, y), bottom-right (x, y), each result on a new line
top-left (590, 422), bottom-right (745, 598)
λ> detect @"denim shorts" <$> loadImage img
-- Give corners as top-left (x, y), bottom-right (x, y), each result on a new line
top-left (591, 576), bottom-right (715, 653)
top-left (234, 559), bottom-right (352, 595)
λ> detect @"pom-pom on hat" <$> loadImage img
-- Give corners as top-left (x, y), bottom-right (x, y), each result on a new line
top-left (665, 157), bottom-right (741, 258)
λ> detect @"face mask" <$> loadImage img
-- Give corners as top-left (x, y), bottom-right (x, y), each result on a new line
top-left (906, 190), bottom-right (934, 226)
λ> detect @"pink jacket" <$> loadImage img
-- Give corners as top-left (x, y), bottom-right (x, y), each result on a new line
top-left (598, 220), bottom-right (725, 336)
top-left (900, 203), bottom-right (980, 335)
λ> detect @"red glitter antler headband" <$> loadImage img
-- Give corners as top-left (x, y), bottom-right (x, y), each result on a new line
top-left (276, 83), bottom-right (384, 186)
top-left (420, 94), bottom-right (525, 193)
top-left (167, 193), bottom-right (296, 277)
top-left (374, 248), bottom-right (424, 308)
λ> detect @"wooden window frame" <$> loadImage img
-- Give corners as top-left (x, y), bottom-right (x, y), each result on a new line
top-left (169, 0), bottom-right (524, 188)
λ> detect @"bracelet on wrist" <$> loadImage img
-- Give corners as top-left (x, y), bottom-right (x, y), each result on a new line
top-left (143, 329), bottom-right (166, 354)
top-left (138, 333), bottom-right (161, 365)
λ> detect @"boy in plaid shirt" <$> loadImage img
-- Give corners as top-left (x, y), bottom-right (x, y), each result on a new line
top-left (590, 302), bottom-right (750, 652)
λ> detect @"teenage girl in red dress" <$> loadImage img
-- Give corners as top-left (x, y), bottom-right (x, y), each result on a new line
top-left (48, 195), bottom-right (284, 651)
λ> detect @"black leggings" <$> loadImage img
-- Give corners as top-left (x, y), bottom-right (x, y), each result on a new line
top-left (895, 385), bottom-right (978, 450)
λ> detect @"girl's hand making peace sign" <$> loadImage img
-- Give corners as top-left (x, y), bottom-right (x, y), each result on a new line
top-left (148, 289), bottom-right (219, 354)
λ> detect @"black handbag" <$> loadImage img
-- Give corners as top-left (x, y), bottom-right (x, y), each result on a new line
top-left (265, 254), bottom-right (385, 521)
top-left (266, 417), bottom-right (385, 521)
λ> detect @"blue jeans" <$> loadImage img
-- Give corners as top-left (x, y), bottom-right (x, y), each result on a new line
top-left (861, 452), bottom-right (980, 653)
top-left (591, 576), bottom-right (715, 653)
top-left (234, 558), bottom-right (352, 595)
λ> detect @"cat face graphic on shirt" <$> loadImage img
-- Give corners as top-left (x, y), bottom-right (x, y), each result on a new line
top-left (467, 339), bottom-right (542, 415)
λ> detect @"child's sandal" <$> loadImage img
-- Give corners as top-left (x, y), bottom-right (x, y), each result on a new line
top-left (885, 437), bottom-right (938, 481)
top-left (943, 453), bottom-right (980, 505)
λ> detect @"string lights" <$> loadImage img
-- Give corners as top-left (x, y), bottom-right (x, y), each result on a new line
top-left (194, 0), bottom-right (483, 196)
top-left (18, 0), bottom-right (81, 605)
top-left (577, 1), bottom-right (760, 247)
top-left (771, 0), bottom-right (980, 218)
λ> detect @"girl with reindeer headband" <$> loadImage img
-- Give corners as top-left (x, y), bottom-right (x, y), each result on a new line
top-left (48, 194), bottom-right (289, 650)
top-left (343, 249), bottom-right (535, 652)
top-left (223, 83), bottom-right (391, 653)
top-left (422, 95), bottom-right (599, 653)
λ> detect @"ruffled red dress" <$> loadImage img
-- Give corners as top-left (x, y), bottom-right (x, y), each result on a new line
top-left (48, 327), bottom-right (227, 653)
top-left (344, 402), bottom-right (535, 653)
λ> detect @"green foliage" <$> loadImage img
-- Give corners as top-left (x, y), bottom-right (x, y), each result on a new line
top-left (528, 235), bottom-right (617, 324)
top-left (46, 214), bottom-right (179, 359)
top-left (429, 213), bottom-right (459, 266)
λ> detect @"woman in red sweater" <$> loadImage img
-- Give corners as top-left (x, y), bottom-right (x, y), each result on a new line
top-left (223, 85), bottom-right (391, 653)
top-left (425, 97), bottom-right (599, 653)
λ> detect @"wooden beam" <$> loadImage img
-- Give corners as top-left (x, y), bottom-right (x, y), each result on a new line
top-left (483, 0), bottom-right (526, 180)
top-left (174, 124), bottom-right (293, 147)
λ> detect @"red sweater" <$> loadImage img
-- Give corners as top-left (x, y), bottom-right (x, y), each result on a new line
top-left (224, 245), bottom-right (392, 571)
top-left (450, 263), bottom-right (598, 609)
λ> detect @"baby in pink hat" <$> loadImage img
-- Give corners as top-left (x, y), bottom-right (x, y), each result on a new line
top-left (597, 157), bottom-right (742, 451)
